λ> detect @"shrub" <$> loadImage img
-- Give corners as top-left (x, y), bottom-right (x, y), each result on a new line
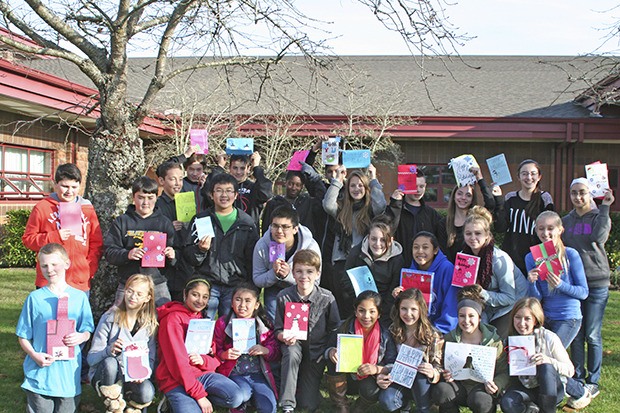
top-left (0, 209), bottom-right (36, 268)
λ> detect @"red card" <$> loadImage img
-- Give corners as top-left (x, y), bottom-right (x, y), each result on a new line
top-left (287, 150), bottom-right (310, 171)
top-left (400, 269), bottom-right (433, 309)
top-left (142, 232), bottom-right (167, 268)
top-left (58, 202), bottom-right (83, 237)
top-left (452, 253), bottom-right (480, 287)
top-left (530, 240), bottom-right (563, 281)
top-left (397, 164), bottom-right (418, 194)
top-left (283, 302), bottom-right (309, 340)
top-left (46, 295), bottom-right (76, 359)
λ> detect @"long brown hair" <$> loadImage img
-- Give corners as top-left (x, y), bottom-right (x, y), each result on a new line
top-left (337, 170), bottom-right (372, 236)
top-left (390, 288), bottom-right (436, 346)
top-left (446, 185), bottom-right (479, 247)
top-left (508, 297), bottom-right (544, 336)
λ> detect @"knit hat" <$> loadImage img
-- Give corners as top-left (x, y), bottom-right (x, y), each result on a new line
top-left (457, 298), bottom-right (483, 316)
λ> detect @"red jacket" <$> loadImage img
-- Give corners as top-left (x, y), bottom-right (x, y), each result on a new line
top-left (156, 302), bottom-right (221, 399)
top-left (22, 195), bottom-right (103, 291)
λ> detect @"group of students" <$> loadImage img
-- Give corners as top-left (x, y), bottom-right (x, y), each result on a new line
top-left (16, 140), bottom-right (614, 413)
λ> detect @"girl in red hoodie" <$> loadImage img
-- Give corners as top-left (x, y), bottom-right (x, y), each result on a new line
top-left (156, 278), bottom-right (243, 413)
top-left (214, 283), bottom-right (280, 413)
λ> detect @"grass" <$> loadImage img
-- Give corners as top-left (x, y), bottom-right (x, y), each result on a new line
top-left (0, 267), bottom-right (617, 412)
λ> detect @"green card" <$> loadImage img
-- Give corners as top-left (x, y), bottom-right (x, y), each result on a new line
top-left (175, 192), bottom-right (197, 223)
top-left (336, 334), bottom-right (363, 373)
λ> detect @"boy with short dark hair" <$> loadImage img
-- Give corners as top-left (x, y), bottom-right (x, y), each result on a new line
top-left (22, 163), bottom-right (103, 292)
top-left (274, 249), bottom-right (341, 413)
top-left (17, 243), bottom-right (94, 413)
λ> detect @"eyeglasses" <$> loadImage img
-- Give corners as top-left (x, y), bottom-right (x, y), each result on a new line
top-left (272, 224), bottom-right (294, 231)
top-left (519, 172), bottom-right (539, 178)
top-left (570, 190), bottom-right (589, 197)
top-left (213, 189), bottom-right (236, 195)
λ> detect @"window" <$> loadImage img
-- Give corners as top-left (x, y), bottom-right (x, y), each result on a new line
top-left (419, 164), bottom-right (455, 208)
top-left (0, 144), bottom-right (54, 200)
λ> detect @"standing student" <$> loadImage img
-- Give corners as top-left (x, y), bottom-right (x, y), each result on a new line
top-left (87, 274), bottom-right (158, 413)
top-left (563, 179), bottom-right (614, 398)
top-left (167, 145), bottom-right (208, 211)
top-left (526, 211), bottom-right (588, 348)
top-left (16, 243), bottom-right (94, 413)
top-left (493, 159), bottom-right (554, 275)
top-left (22, 163), bottom-right (103, 292)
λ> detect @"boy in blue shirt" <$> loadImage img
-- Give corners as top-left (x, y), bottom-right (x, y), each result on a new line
top-left (17, 243), bottom-right (94, 412)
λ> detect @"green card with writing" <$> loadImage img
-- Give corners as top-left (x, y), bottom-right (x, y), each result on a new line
top-left (175, 192), bottom-right (197, 223)
top-left (336, 334), bottom-right (363, 373)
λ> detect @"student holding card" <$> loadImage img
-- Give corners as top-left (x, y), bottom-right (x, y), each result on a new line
top-left (156, 278), bottom-right (243, 413)
top-left (500, 297), bottom-right (593, 412)
top-left (214, 283), bottom-right (280, 413)
top-left (525, 211), bottom-right (588, 348)
top-left (325, 291), bottom-right (395, 413)
top-left (377, 288), bottom-right (444, 413)
top-left (104, 177), bottom-right (176, 307)
top-left (393, 232), bottom-right (459, 334)
top-left (432, 287), bottom-right (508, 413)
top-left (22, 163), bottom-right (103, 292)
top-left (493, 159), bottom-right (554, 275)
top-left (87, 274), bottom-right (157, 412)
top-left (562, 179), bottom-right (614, 398)
top-left (462, 206), bottom-right (528, 338)
top-left (167, 145), bottom-right (209, 210)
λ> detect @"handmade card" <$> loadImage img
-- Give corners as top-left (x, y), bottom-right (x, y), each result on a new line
top-left (189, 129), bottom-right (209, 154)
top-left (397, 164), bottom-right (418, 194)
top-left (175, 191), bottom-right (197, 223)
top-left (287, 150), bottom-right (310, 171)
top-left (507, 335), bottom-right (536, 376)
top-left (58, 202), bottom-right (83, 237)
top-left (283, 302), bottom-right (309, 341)
top-left (444, 342), bottom-right (496, 383)
top-left (449, 154), bottom-right (480, 187)
top-left (346, 266), bottom-right (378, 296)
top-left (194, 216), bottom-right (215, 240)
top-left (141, 232), bottom-right (167, 268)
top-left (185, 319), bottom-right (216, 355)
top-left (452, 253), bottom-right (480, 287)
top-left (336, 334), bottom-right (363, 373)
top-left (322, 137), bottom-right (340, 166)
top-left (269, 241), bottom-right (286, 262)
top-left (46, 295), bottom-right (76, 360)
top-left (585, 161), bottom-right (610, 199)
top-left (123, 341), bottom-right (151, 382)
top-left (390, 344), bottom-right (424, 388)
top-left (530, 240), bottom-right (563, 281)
top-left (232, 318), bottom-right (257, 354)
top-left (400, 269), bottom-right (434, 310)
top-left (342, 149), bottom-right (371, 169)
top-left (226, 138), bottom-right (254, 155)
top-left (486, 153), bottom-right (512, 186)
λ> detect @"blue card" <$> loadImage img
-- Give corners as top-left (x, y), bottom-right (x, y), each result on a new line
top-left (232, 318), bottom-right (257, 354)
top-left (346, 266), bottom-right (378, 296)
top-left (486, 153), bottom-right (512, 186)
top-left (342, 149), bottom-right (371, 168)
top-left (226, 138), bottom-right (254, 155)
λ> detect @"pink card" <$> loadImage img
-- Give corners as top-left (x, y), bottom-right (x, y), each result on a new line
top-left (58, 202), bottom-right (83, 237)
top-left (190, 129), bottom-right (209, 154)
top-left (530, 240), bottom-right (563, 281)
top-left (269, 241), bottom-right (286, 262)
top-left (397, 164), bottom-right (418, 194)
top-left (283, 302), bottom-right (309, 340)
top-left (46, 295), bottom-right (76, 360)
top-left (142, 232), bottom-right (167, 268)
top-left (400, 268), bottom-right (433, 309)
top-left (452, 253), bottom-right (480, 287)
top-left (287, 150), bottom-right (310, 171)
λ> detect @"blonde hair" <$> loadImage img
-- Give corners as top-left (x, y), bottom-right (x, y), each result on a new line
top-left (509, 297), bottom-right (544, 336)
top-left (38, 243), bottom-right (69, 261)
top-left (337, 170), bottom-right (372, 236)
top-left (115, 274), bottom-right (158, 336)
top-left (446, 185), bottom-right (478, 247)
top-left (535, 210), bottom-right (566, 268)
top-left (463, 205), bottom-right (493, 247)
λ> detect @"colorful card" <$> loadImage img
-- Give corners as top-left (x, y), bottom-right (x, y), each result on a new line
top-left (452, 253), bottom-right (480, 287)
top-left (342, 149), bottom-right (371, 169)
top-left (283, 302), bottom-right (309, 341)
top-left (322, 137), bottom-right (340, 166)
top-left (444, 342), bottom-right (496, 383)
top-left (346, 266), bottom-right (378, 296)
top-left (175, 191), bottom-right (197, 223)
top-left (123, 341), bottom-right (152, 382)
top-left (141, 232), bottom-right (167, 268)
top-left (58, 202), bottom-right (83, 237)
top-left (507, 335), bottom-right (536, 376)
top-left (336, 334), bottom-right (363, 373)
top-left (449, 154), bottom-right (479, 187)
top-left (232, 318), bottom-right (257, 354)
top-left (287, 150), bottom-right (310, 171)
top-left (530, 240), bottom-right (563, 281)
top-left (400, 269), bottom-right (434, 310)
top-left (226, 138), bottom-right (254, 155)
top-left (189, 129), bottom-right (209, 154)
top-left (185, 319), bottom-right (216, 355)
top-left (486, 153), bottom-right (512, 186)
top-left (46, 295), bottom-right (76, 360)
top-left (585, 161), bottom-right (610, 199)
top-left (269, 241), bottom-right (286, 262)
top-left (194, 216), bottom-right (215, 240)
top-left (390, 344), bottom-right (424, 388)
top-left (397, 164), bottom-right (418, 194)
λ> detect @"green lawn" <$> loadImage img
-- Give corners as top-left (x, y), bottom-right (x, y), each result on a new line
top-left (0, 268), bottom-right (617, 412)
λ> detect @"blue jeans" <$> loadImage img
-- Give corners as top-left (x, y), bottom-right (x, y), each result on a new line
top-left (500, 364), bottom-right (564, 413)
top-left (230, 372), bottom-right (277, 413)
top-left (544, 318), bottom-right (581, 349)
top-left (166, 372), bottom-right (243, 413)
top-left (263, 286), bottom-right (280, 322)
top-left (206, 284), bottom-right (235, 320)
top-left (91, 357), bottom-right (155, 405)
top-left (379, 373), bottom-right (432, 412)
top-left (571, 287), bottom-right (609, 385)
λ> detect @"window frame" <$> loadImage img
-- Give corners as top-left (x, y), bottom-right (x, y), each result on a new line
top-left (0, 143), bottom-right (54, 200)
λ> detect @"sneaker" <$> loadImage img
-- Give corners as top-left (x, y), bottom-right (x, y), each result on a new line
top-left (567, 388), bottom-right (592, 410)
top-left (585, 383), bottom-right (600, 399)
top-left (524, 402), bottom-right (540, 413)
top-left (282, 408), bottom-right (294, 413)
top-left (157, 396), bottom-right (171, 413)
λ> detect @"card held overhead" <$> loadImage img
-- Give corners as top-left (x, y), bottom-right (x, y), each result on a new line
top-left (585, 162), bottom-right (610, 199)
top-left (486, 153), bottom-right (512, 186)
top-left (397, 164), bottom-right (418, 194)
top-left (449, 154), bottom-right (479, 187)
top-left (189, 129), bottom-right (209, 154)
top-left (226, 138), bottom-right (254, 155)
top-left (342, 149), bottom-right (371, 169)
top-left (322, 137), bottom-right (340, 166)
top-left (287, 150), bottom-right (310, 171)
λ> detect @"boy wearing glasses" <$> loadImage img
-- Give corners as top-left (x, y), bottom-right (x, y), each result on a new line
top-left (252, 205), bottom-right (321, 320)
top-left (185, 173), bottom-right (259, 319)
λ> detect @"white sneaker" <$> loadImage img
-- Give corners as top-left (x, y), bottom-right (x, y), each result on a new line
top-left (567, 388), bottom-right (592, 410)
